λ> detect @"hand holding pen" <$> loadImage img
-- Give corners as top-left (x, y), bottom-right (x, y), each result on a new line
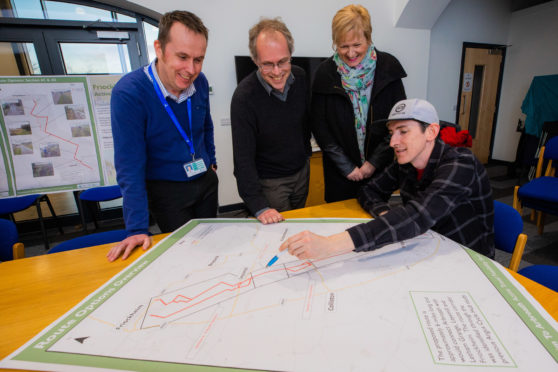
top-left (266, 249), bottom-right (287, 268)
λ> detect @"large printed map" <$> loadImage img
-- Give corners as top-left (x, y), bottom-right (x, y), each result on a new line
top-left (1, 219), bottom-right (557, 371)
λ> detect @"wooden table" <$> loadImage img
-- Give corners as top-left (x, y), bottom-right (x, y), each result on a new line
top-left (1, 199), bottom-right (556, 371)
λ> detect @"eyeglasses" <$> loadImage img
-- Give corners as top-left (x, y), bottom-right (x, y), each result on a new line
top-left (259, 58), bottom-right (291, 73)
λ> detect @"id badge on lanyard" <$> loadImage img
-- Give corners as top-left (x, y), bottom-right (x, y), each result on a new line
top-left (184, 158), bottom-right (207, 177)
top-left (148, 65), bottom-right (207, 178)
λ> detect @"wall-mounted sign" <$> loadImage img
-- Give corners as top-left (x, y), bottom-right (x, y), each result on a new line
top-left (463, 72), bottom-right (473, 92)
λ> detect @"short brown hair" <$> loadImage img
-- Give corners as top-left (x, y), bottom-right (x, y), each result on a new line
top-left (158, 10), bottom-right (208, 51)
top-left (331, 4), bottom-right (372, 48)
top-left (248, 17), bottom-right (294, 62)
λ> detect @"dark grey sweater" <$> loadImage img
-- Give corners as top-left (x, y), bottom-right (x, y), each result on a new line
top-left (230, 65), bottom-right (311, 215)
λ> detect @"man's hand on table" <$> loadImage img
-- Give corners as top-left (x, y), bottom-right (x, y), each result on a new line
top-left (107, 234), bottom-right (152, 262)
top-left (257, 208), bottom-right (285, 224)
top-left (279, 230), bottom-right (354, 260)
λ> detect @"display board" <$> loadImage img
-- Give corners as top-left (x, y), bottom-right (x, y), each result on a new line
top-left (0, 75), bottom-right (121, 197)
top-left (1, 219), bottom-right (557, 371)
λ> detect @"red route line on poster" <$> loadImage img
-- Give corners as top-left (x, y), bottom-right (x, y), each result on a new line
top-left (149, 260), bottom-right (314, 319)
top-left (30, 100), bottom-right (93, 169)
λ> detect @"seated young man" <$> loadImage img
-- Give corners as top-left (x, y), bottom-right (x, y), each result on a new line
top-left (280, 98), bottom-right (494, 260)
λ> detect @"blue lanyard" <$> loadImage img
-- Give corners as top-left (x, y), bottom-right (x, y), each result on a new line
top-left (148, 65), bottom-right (195, 158)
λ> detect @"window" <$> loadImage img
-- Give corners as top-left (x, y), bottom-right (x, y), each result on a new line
top-left (2, 0), bottom-right (137, 22)
top-left (0, 41), bottom-right (40, 75)
top-left (0, 0), bottom-right (158, 75)
top-left (143, 21), bottom-right (158, 62)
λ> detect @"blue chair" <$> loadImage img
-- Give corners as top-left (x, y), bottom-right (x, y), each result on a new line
top-left (78, 185), bottom-right (122, 232)
top-left (518, 265), bottom-right (558, 292)
top-left (47, 229), bottom-right (128, 254)
top-left (514, 136), bottom-right (558, 235)
top-left (0, 218), bottom-right (25, 261)
top-left (493, 201), bottom-right (527, 272)
top-left (0, 194), bottom-right (63, 250)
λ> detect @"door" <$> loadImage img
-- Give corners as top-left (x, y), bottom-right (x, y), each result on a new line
top-left (456, 44), bottom-right (505, 163)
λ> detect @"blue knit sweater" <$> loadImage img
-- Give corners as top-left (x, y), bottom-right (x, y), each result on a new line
top-left (111, 67), bottom-right (216, 236)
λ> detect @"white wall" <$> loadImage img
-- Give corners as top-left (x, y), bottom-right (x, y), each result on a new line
top-left (125, 0), bottom-right (430, 206)
top-left (492, 0), bottom-right (558, 161)
top-left (427, 0), bottom-right (510, 123)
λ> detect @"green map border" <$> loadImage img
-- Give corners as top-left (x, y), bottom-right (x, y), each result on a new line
top-left (466, 248), bottom-right (558, 361)
top-left (0, 127), bottom-right (14, 196)
top-left (7, 219), bottom-right (558, 370)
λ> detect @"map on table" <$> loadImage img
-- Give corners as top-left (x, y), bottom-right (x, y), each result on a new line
top-left (1, 219), bottom-right (557, 371)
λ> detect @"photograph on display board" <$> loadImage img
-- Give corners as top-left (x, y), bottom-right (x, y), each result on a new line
top-left (31, 161), bottom-right (54, 177)
top-left (8, 121), bottom-right (32, 136)
top-left (2, 99), bottom-right (25, 116)
top-left (64, 104), bottom-right (86, 120)
top-left (51, 89), bottom-right (73, 105)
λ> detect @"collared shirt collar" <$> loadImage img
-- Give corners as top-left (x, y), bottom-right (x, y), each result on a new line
top-left (256, 69), bottom-right (295, 102)
top-left (144, 59), bottom-right (196, 103)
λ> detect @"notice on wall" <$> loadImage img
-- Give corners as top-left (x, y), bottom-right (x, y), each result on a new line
top-left (0, 75), bottom-right (121, 197)
top-left (462, 73), bottom-right (473, 92)
top-left (87, 75), bottom-right (122, 186)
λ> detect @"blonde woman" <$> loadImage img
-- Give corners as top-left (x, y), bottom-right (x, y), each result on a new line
top-left (312, 4), bottom-right (406, 203)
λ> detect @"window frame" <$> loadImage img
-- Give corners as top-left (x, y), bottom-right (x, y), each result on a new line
top-left (0, 0), bottom-right (158, 75)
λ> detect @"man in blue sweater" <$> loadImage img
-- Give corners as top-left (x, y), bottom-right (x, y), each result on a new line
top-left (108, 11), bottom-right (218, 261)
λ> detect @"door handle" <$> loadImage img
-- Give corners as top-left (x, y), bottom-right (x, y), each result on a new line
top-left (461, 95), bottom-right (467, 115)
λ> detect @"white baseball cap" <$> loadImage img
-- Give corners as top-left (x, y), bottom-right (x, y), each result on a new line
top-left (384, 98), bottom-right (439, 126)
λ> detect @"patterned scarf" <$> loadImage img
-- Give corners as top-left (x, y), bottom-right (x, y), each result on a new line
top-left (334, 44), bottom-right (377, 162)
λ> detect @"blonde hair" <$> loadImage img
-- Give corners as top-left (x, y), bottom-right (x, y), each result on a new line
top-left (331, 4), bottom-right (372, 48)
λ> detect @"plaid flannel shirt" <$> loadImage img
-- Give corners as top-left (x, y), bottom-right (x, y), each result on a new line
top-left (347, 139), bottom-right (494, 258)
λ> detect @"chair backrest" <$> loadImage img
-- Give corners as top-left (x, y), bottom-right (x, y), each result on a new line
top-left (493, 201), bottom-right (527, 272)
top-left (0, 194), bottom-right (40, 215)
top-left (79, 185), bottom-right (122, 202)
top-left (48, 229), bottom-right (128, 254)
top-left (518, 265), bottom-right (558, 292)
top-left (535, 136), bottom-right (558, 178)
top-left (0, 218), bottom-right (19, 261)
top-left (543, 135), bottom-right (558, 161)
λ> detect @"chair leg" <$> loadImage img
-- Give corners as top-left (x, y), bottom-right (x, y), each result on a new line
top-left (93, 202), bottom-right (100, 230)
top-left (81, 200), bottom-right (100, 231)
top-left (537, 212), bottom-right (546, 235)
top-left (85, 201), bottom-right (101, 230)
top-left (41, 195), bottom-right (64, 235)
top-left (35, 199), bottom-right (49, 250)
top-left (77, 196), bottom-right (88, 232)
top-left (512, 186), bottom-right (523, 215)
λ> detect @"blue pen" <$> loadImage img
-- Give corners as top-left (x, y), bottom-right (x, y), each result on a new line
top-left (266, 249), bottom-right (287, 268)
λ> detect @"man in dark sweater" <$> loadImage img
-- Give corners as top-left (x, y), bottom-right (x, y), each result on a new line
top-left (278, 99), bottom-right (495, 260)
top-left (231, 18), bottom-right (311, 224)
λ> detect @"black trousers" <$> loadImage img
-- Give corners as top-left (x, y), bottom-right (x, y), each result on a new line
top-left (146, 170), bottom-right (218, 233)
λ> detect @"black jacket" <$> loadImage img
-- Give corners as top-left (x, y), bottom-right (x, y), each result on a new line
top-left (311, 50), bottom-right (407, 203)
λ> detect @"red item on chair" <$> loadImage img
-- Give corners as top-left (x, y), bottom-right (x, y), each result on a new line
top-left (440, 126), bottom-right (473, 147)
